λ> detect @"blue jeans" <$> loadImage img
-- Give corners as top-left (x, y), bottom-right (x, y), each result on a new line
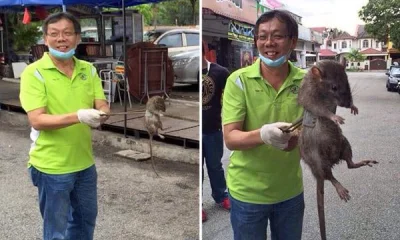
top-left (229, 192), bottom-right (305, 240)
top-left (29, 165), bottom-right (98, 240)
top-left (202, 129), bottom-right (228, 203)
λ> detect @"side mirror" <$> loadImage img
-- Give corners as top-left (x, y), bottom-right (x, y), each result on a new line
top-left (385, 72), bottom-right (390, 76)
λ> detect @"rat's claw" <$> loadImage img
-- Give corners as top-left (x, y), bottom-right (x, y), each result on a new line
top-left (350, 104), bottom-right (359, 115)
top-left (362, 160), bottom-right (378, 167)
top-left (335, 184), bottom-right (350, 202)
top-left (331, 114), bottom-right (345, 124)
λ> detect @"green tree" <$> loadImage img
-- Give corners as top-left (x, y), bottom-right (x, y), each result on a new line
top-left (189, 0), bottom-right (197, 25)
top-left (359, 0), bottom-right (400, 48)
top-left (157, 0), bottom-right (199, 25)
top-left (346, 49), bottom-right (366, 62)
top-left (132, 4), bottom-right (154, 26)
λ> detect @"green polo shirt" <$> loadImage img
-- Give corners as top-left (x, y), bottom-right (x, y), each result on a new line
top-left (222, 59), bottom-right (306, 204)
top-left (19, 53), bottom-right (106, 174)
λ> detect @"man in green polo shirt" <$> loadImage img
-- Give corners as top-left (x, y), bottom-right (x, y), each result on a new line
top-left (223, 10), bottom-right (306, 240)
top-left (19, 12), bottom-right (109, 240)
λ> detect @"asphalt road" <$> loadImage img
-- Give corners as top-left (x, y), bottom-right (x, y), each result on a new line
top-left (202, 71), bottom-right (400, 240)
top-left (0, 123), bottom-right (199, 240)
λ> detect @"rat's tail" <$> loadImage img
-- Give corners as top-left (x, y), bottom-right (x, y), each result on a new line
top-left (317, 179), bottom-right (327, 240)
top-left (149, 136), bottom-right (160, 178)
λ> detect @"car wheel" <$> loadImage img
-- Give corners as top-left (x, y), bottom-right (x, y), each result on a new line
top-left (387, 83), bottom-right (392, 91)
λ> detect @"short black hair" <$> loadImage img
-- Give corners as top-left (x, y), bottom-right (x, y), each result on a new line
top-left (254, 10), bottom-right (298, 41)
top-left (42, 12), bottom-right (81, 35)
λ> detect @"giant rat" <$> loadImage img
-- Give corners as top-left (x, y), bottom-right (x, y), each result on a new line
top-left (297, 60), bottom-right (378, 240)
top-left (144, 96), bottom-right (167, 177)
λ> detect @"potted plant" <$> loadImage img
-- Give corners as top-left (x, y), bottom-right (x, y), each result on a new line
top-left (1, 14), bottom-right (42, 78)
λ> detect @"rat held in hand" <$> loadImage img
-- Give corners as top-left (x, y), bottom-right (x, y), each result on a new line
top-left (144, 96), bottom-right (167, 177)
top-left (297, 60), bottom-right (378, 240)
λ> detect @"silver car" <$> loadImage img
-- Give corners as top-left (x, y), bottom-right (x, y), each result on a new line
top-left (171, 49), bottom-right (199, 85)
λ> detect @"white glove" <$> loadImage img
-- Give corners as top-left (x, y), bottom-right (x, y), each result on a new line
top-left (77, 109), bottom-right (104, 128)
top-left (260, 122), bottom-right (292, 150)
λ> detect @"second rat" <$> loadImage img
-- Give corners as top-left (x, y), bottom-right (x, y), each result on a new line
top-left (297, 60), bottom-right (378, 240)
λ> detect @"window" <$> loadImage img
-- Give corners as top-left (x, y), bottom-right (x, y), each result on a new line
top-left (341, 41), bottom-right (347, 49)
top-left (376, 41), bottom-right (379, 48)
top-left (334, 43), bottom-right (337, 49)
top-left (391, 67), bottom-right (400, 75)
top-left (158, 34), bottom-right (183, 48)
top-left (186, 33), bottom-right (199, 46)
top-left (363, 40), bottom-right (369, 48)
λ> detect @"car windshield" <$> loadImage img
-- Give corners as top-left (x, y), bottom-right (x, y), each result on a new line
top-left (391, 67), bottom-right (400, 75)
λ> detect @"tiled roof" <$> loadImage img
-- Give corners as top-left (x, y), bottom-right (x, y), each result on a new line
top-left (310, 27), bottom-right (327, 33)
top-left (319, 49), bottom-right (337, 56)
top-left (332, 31), bottom-right (356, 40)
top-left (356, 25), bottom-right (371, 39)
top-left (360, 48), bottom-right (386, 55)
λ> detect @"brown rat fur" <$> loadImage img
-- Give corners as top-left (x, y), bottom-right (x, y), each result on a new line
top-left (144, 96), bottom-right (167, 177)
top-left (297, 60), bottom-right (378, 240)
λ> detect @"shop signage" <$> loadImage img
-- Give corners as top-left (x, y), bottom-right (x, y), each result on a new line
top-left (228, 20), bottom-right (254, 43)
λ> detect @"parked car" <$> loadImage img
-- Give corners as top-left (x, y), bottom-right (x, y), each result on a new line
top-left (170, 49), bottom-right (199, 85)
top-left (149, 28), bottom-right (199, 57)
top-left (386, 65), bottom-right (400, 91)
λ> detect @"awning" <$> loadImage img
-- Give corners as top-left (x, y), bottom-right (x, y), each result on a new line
top-left (0, 0), bottom-right (172, 7)
top-left (202, 0), bottom-right (258, 25)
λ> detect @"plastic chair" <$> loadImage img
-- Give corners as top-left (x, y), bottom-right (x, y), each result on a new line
top-left (99, 69), bottom-right (114, 107)
top-left (113, 61), bottom-right (132, 108)
top-left (112, 71), bottom-right (132, 108)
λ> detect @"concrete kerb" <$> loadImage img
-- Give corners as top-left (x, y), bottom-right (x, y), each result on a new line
top-left (166, 98), bottom-right (199, 107)
top-left (0, 110), bottom-right (29, 127)
top-left (0, 111), bottom-right (199, 165)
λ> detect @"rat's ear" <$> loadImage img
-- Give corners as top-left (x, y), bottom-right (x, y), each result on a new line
top-left (310, 66), bottom-right (322, 81)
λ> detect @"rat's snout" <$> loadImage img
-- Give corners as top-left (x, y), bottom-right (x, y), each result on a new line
top-left (338, 94), bottom-right (352, 108)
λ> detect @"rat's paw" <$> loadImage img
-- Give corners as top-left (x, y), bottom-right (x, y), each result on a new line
top-left (331, 114), bottom-right (345, 124)
top-left (336, 186), bottom-right (351, 202)
top-left (350, 104), bottom-right (359, 115)
top-left (361, 160), bottom-right (379, 167)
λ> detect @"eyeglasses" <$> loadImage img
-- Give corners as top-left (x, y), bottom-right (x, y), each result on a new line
top-left (256, 34), bottom-right (289, 42)
top-left (46, 31), bottom-right (76, 38)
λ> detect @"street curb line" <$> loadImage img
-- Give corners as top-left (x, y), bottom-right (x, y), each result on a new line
top-left (0, 110), bottom-right (29, 126)
top-left (2, 78), bottom-right (20, 84)
top-left (167, 98), bottom-right (199, 106)
top-left (0, 111), bottom-right (199, 165)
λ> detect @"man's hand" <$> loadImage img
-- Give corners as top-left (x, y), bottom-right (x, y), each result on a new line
top-left (99, 111), bottom-right (109, 124)
top-left (260, 122), bottom-right (292, 150)
top-left (95, 99), bottom-right (110, 124)
top-left (77, 109), bottom-right (104, 128)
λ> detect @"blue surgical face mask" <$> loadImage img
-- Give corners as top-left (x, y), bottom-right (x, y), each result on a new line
top-left (48, 47), bottom-right (76, 59)
top-left (259, 51), bottom-right (291, 67)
